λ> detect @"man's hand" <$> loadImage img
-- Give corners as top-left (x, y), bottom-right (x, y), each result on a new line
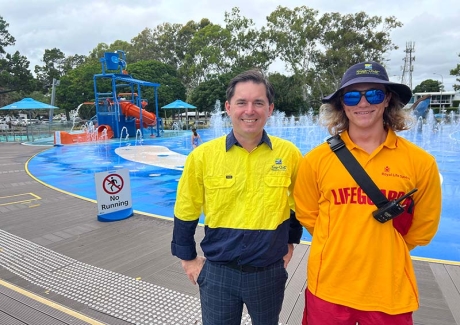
top-left (181, 256), bottom-right (206, 285)
top-left (283, 244), bottom-right (294, 268)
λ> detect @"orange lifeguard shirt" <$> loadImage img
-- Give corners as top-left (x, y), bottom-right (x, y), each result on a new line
top-left (294, 130), bottom-right (441, 314)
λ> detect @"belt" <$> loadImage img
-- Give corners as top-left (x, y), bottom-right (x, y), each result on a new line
top-left (223, 259), bottom-right (282, 273)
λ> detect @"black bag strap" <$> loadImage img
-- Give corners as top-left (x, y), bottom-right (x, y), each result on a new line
top-left (327, 134), bottom-right (389, 208)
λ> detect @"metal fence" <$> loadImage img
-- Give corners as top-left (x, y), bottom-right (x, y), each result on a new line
top-left (0, 122), bottom-right (80, 143)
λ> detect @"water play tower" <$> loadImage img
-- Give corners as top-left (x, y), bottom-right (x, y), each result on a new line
top-left (93, 50), bottom-right (161, 139)
top-left (54, 51), bottom-right (162, 145)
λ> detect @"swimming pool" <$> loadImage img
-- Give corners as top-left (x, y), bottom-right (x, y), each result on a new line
top-left (27, 121), bottom-right (460, 263)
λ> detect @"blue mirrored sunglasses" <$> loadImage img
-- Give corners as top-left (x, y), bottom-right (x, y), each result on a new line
top-left (342, 89), bottom-right (386, 106)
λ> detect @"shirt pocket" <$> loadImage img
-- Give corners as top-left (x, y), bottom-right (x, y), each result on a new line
top-left (264, 175), bottom-right (291, 188)
top-left (263, 175), bottom-right (291, 225)
top-left (203, 176), bottom-right (236, 217)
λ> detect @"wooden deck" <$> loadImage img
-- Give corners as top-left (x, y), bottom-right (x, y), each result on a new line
top-left (0, 142), bottom-right (459, 325)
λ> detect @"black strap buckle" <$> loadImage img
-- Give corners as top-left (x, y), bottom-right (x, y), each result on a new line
top-left (327, 135), bottom-right (345, 152)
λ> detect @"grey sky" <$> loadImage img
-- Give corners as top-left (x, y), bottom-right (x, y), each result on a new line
top-left (2, 0), bottom-right (459, 91)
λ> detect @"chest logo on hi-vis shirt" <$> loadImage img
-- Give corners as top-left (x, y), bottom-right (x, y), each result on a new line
top-left (95, 169), bottom-right (133, 222)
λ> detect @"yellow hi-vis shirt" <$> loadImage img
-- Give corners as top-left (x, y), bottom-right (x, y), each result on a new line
top-left (294, 130), bottom-right (441, 314)
top-left (173, 133), bottom-right (302, 266)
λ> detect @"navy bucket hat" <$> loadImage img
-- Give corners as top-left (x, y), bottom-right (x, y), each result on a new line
top-left (322, 61), bottom-right (413, 105)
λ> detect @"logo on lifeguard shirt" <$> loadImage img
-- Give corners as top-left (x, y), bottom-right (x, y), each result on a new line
top-left (271, 158), bottom-right (287, 171)
top-left (381, 166), bottom-right (410, 180)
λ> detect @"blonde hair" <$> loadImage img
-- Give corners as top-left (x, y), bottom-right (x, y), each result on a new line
top-left (319, 88), bottom-right (415, 135)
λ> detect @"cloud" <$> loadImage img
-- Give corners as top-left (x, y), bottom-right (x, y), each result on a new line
top-left (386, 7), bottom-right (460, 90)
top-left (2, 0), bottom-right (459, 90)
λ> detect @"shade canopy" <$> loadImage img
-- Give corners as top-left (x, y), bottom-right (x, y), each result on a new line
top-left (161, 99), bottom-right (196, 110)
top-left (0, 98), bottom-right (58, 110)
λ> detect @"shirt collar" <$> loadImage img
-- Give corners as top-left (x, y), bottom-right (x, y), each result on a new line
top-left (226, 129), bottom-right (272, 151)
top-left (383, 129), bottom-right (398, 149)
top-left (341, 129), bottom-right (398, 149)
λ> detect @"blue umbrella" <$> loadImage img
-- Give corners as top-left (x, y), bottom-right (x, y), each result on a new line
top-left (0, 98), bottom-right (58, 141)
top-left (162, 100), bottom-right (197, 130)
top-left (161, 99), bottom-right (196, 109)
top-left (0, 97), bottom-right (58, 110)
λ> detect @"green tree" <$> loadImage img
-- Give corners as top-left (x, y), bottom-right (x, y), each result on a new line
top-left (132, 13), bottom-right (272, 97)
top-left (126, 60), bottom-right (186, 112)
top-left (266, 6), bottom-right (402, 111)
top-left (157, 21), bottom-right (207, 69)
top-left (450, 53), bottom-right (460, 91)
top-left (266, 6), bottom-right (323, 105)
top-left (62, 54), bottom-right (87, 73)
top-left (316, 12), bottom-right (402, 97)
top-left (87, 43), bottom-right (109, 61)
top-left (175, 20), bottom-right (211, 65)
top-left (413, 79), bottom-right (442, 93)
top-left (130, 28), bottom-right (157, 62)
top-left (188, 71), bottom-right (238, 113)
top-left (34, 49), bottom-right (88, 114)
top-left (177, 13), bottom-right (274, 94)
top-left (181, 23), bottom-right (232, 89)
top-left (0, 16), bottom-right (35, 105)
top-left (0, 16), bottom-right (15, 56)
top-left (130, 20), bottom-right (210, 95)
top-left (0, 52), bottom-right (35, 93)
top-left (268, 73), bottom-right (307, 115)
top-left (0, 51), bottom-right (36, 109)
top-left (130, 20), bottom-right (209, 69)
top-left (55, 61), bottom-right (101, 113)
top-left (88, 41), bottom-right (133, 64)
top-left (182, 8), bottom-right (275, 94)
top-left (224, 7), bottom-right (274, 71)
top-left (266, 6), bottom-right (322, 76)
top-left (34, 48), bottom-right (66, 90)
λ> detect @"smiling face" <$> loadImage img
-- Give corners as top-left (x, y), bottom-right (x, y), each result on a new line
top-left (341, 83), bottom-right (391, 133)
top-left (225, 81), bottom-right (274, 146)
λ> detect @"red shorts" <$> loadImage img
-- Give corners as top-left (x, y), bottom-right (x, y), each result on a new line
top-left (302, 288), bottom-right (413, 325)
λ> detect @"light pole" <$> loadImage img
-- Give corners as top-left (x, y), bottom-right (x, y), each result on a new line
top-left (433, 73), bottom-right (444, 110)
top-left (48, 78), bottom-right (60, 135)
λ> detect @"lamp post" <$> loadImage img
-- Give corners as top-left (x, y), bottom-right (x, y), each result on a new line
top-left (48, 78), bottom-right (60, 135)
top-left (433, 73), bottom-right (444, 110)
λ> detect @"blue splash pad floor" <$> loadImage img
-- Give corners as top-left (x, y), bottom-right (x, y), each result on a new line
top-left (27, 125), bottom-right (460, 263)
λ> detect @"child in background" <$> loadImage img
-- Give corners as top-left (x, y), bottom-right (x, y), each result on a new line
top-left (191, 128), bottom-right (202, 149)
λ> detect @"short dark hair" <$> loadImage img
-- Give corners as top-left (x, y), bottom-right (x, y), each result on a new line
top-left (226, 69), bottom-right (275, 104)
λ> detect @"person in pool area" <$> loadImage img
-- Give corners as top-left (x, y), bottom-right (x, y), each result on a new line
top-left (191, 128), bottom-right (202, 149)
top-left (293, 61), bottom-right (442, 325)
top-left (171, 69), bottom-right (303, 325)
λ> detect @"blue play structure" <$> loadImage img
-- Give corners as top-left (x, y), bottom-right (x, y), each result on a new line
top-left (93, 51), bottom-right (162, 139)
top-left (413, 96), bottom-right (431, 120)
